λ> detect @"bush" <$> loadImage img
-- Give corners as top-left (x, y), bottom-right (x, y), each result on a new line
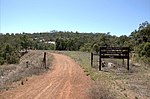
top-left (141, 42), bottom-right (150, 57)
top-left (0, 44), bottom-right (20, 64)
top-left (0, 57), bottom-right (5, 65)
top-left (6, 52), bottom-right (20, 64)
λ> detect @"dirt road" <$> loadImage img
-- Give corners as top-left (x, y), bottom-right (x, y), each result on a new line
top-left (0, 53), bottom-right (92, 99)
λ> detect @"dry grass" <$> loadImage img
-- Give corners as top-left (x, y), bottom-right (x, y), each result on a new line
top-left (89, 80), bottom-right (114, 99)
top-left (0, 50), bottom-right (53, 91)
top-left (60, 51), bottom-right (150, 99)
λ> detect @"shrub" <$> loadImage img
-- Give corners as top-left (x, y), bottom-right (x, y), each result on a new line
top-left (0, 57), bottom-right (5, 65)
top-left (142, 42), bottom-right (150, 57)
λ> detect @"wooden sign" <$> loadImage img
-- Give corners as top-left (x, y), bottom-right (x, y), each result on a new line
top-left (99, 47), bottom-right (130, 71)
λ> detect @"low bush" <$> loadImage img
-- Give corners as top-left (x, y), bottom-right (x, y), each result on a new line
top-left (0, 51), bottom-right (53, 91)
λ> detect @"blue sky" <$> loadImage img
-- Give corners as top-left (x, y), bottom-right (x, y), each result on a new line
top-left (0, 0), bottom-right (150, 36)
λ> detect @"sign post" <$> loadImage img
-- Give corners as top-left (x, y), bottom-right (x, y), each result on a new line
top-left (99, 47), bottom-right (130, 71)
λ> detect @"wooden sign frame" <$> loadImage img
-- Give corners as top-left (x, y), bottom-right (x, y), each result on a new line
top-left (99, 47), bottom-right (130, 71)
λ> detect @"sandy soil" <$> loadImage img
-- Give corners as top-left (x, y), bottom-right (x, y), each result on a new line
top-left (0, 53), bottom-right (92, 99)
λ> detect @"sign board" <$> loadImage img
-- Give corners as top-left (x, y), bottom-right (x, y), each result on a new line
top-left (99, 47), bottom-right (130, 71)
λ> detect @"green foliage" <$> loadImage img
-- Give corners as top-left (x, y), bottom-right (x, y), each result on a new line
top-left (141, 42), bottom-right (150, 57)
top-left (130, 21), bottom-right (150, 63)
top-left (20, 35), bottom-right (30, 52)
top-left (0, 44), bottom-right (20, 64)
top-left (55, 38), bottom-right (66, 50)
top-left (0, 57), bottom-right (5, 65)
top-left (80, 43), bottom-right (92, 52)
top-left (0, 21), bottom-right (150, 64)
top-left (55, 37), bottom-right (83, 51)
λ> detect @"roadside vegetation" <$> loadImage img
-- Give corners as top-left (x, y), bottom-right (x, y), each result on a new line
top-left (61, 51), bottom-right (150, 99)
top-left (0, 21), bottom-right (150, 65)
top-left (0, 50), bottom-right (53, 91)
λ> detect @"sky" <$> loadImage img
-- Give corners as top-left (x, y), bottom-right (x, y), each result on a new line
top-left (0, 0), bottom-right (150, 36)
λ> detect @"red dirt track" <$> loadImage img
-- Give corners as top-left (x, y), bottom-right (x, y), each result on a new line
top-left (0, 53), bottom-right (92, 99)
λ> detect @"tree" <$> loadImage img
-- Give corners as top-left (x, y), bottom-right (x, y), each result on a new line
top-left (20, 35), bottom-right (30, 52)
top-left (55, 38), bottom-right (66, 50)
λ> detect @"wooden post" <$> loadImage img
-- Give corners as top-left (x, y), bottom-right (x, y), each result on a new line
top-left (26, 61), bottom-right (29, 68)
top-left (127, 58), bottom-right (129, 70)
top-left (122, 59), bottom-right (124, 66)
top-left (127, 48), bottom-right (129, 70)
top-left (91, 53), bottom-right (93, 67)
top-left (99, 48), bottom-right (101, 71)
top-left (43, 52), bottom-right (46, 69)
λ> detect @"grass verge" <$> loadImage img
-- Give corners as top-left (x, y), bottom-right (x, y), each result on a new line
top-left (60, 51), bottom-right (150, 99)
top-left (0, 50), bottom-right (53, 92)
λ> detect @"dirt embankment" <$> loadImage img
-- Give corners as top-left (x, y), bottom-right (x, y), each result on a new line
top-left (0, 53), bottom-right (92, 99)
top-left (0, 50), bottom-right (52, 92)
